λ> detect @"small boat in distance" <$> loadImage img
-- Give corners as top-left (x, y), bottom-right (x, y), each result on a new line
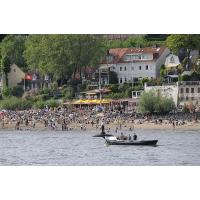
top-left (105, 136), bottom-right (158, 146)
top-left (93, 133), bottom-right (113, 138)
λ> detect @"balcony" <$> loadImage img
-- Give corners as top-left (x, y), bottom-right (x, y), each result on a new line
top-left (179, 81), bottom-right (200, 86)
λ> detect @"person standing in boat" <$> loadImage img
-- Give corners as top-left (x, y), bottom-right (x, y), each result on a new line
top-left (100, 120), bottom-right (105, 134)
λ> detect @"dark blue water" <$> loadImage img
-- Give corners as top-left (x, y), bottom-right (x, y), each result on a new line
top-left (0, 129), bottom-right (200, 165)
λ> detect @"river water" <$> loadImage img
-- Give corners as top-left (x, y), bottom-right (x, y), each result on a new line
top-left (0, 129), bottom-right (200, 165)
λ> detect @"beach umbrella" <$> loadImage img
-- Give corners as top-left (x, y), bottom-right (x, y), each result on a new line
top-left (72, 99), bottom-right (84, 105)
top-left (101, 99), bottom-right (110, 104)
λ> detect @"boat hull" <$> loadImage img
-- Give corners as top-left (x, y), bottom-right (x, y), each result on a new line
top-left (105, 139), bottom-right (158, 146)
top-left (93, 134), bottom-right (113, 138)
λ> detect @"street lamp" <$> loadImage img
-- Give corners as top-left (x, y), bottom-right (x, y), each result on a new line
top-left (99, 67), bottom-right (102, 104)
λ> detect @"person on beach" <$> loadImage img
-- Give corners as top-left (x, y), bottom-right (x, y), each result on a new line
top-left (15, 121), bottom-right (20, 130)
top-left (173, 121), bottom-right (175, 129)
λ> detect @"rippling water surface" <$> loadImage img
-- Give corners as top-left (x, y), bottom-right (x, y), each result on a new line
top-left (0, 129), bottom-right (200, 165)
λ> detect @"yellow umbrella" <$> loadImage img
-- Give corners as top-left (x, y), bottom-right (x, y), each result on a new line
top-left (72, 99), bottom-right (85, 105)
top-left (101, 99), bottom-right (111, 104)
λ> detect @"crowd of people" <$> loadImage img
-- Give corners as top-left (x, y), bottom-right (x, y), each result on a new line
top-left (0, 105), bottom-right (199, 132)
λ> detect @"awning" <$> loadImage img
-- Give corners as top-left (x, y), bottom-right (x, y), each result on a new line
top-left (72, 99), bottom-right (111, 105)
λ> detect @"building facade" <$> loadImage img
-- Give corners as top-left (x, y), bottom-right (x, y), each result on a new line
top-left (144, 81), bottom-right (200, 108)
top-left (100, 47), bottom-right (170, 84)
top-left (7, 64), bottom-right (25, 88)
top-left (178, 81), bottom-right (200, 106)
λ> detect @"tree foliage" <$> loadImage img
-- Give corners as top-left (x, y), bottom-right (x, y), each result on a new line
top-left (139, 90), bottom-right (175, 114)
top-left (1, 55), bottom-right (11, 87)
top-left (0, 35), bottom-right (27, 70)
top-left (24, 34), bottom-right (105, 83)
top-left (166, 34), bottom-right (200, 54)
top-left (123, 35), bottom-right (148, 47)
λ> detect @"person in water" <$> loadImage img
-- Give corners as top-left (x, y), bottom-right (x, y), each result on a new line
top-left (101, 121), bottom-right (105, 134)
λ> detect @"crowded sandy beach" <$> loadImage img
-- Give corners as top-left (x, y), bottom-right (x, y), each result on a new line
top-left (0, 106), bottom-right (199, 132)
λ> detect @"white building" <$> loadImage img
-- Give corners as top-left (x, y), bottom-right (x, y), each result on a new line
top-left (165, 54), bottom-right (180, 69)
top-left (100, 47), bottom-right (170, 84)
top-left (178, 81), bottom-right (200, 106)
top-left (144, 81), bottom-right (200, 108)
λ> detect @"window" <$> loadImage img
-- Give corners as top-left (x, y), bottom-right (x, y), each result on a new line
top-left (132, 92), bottom-right (136, 97)
top-left (191, 97), bottom-right (194, 101)
top-left (120, 67), bottom-right (122, 71)
top-left (198, 88), bottom-right (200, 93)
top-left (186, 88), bottom-right (189, 93)
top-left (146, 65), bottom-right (149, 70)
top-left (131, 66), bottom-right (134, 71)
top-left (186, 96), bottom-right (189, 101)
top-left (124, 77), bottom-right (127, 83)
top-left (119, 78), bottom-right (122, 83)
top-left (180, 88), bottom-right (184, 93)
top-left (139, 66), bottom-right (142, 70)
top-left (191, 88), bottom-right (194, 93)
top-left (124, 66), bottom-right (127, 71)
top-left (170, 56), bottom-right (175, 63)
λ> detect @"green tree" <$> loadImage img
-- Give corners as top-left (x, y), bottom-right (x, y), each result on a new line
top-left (67, 34), bottom-right (105, 80)
top-left (166, 34), bottom-right (200, 54)
top-left (139, 90), bottom-right (158, 113)
top-left (24, 34), bottom-right (72, 83)
top-left (0, 35), bottom-right (27, 70)
top-left (24, 34), bottom-right (105, 84)
top-left (156, 95), bottom-right (175, 114)
top-left (109, 71), bottom-right (118, 84)
top-left (139, 90), bottom-right (175, 114)
top-left (1, 55), bottom-right (11, 87)
top-left (123, 35), bottom-right (148, 48)
top-left (193, 59), bottom-right (200, 74)
top-left (160, 64), bottom-right (167, 77)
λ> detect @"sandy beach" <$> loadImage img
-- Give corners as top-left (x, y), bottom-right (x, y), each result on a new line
top-left (1, 120), bottom-right (200, 132)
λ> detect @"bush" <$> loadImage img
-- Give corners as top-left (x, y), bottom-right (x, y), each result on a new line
top-left (39, 88), bottom-right (51, 95)
top-left (61, 87), bottom-right (74, 99)
top-left (2, 87), bottom-right (11, 97)
top-left (108, 84), bottom-right (119, 93)
top-left (0, 97), bottom-right (32, 110)
top-left (11, 86), bottom-right (24, 97)
top-left (33, 99), bottom-right (59, 109)
top-left (106, 92), bottom-right (127, 99)
top-left (139, 90), bottom-right (175, 114)
top-left (33, 100), bottom-right (46, 109)
top-left (139, 90), bottom-right (157, 113)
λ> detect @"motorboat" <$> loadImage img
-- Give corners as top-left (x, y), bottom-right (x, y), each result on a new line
top-left (93, 133), bottom-right (113, 138)
top-left (105, 136), bottom-right (158, 146)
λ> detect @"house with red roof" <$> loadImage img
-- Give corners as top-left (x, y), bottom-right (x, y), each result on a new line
top-left (100, 46), bottom-right (170, 84)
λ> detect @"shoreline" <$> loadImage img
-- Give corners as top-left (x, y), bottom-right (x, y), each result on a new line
top-left (0, 121), bottom-right (200, 132)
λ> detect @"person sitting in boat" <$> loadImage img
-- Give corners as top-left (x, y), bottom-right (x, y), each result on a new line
top-left (128, 134), bottom-right (132, 140)
top-left (133, 133), bottom-right (137, 141)
top-left (119, 132), bottom-right (127, 140)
